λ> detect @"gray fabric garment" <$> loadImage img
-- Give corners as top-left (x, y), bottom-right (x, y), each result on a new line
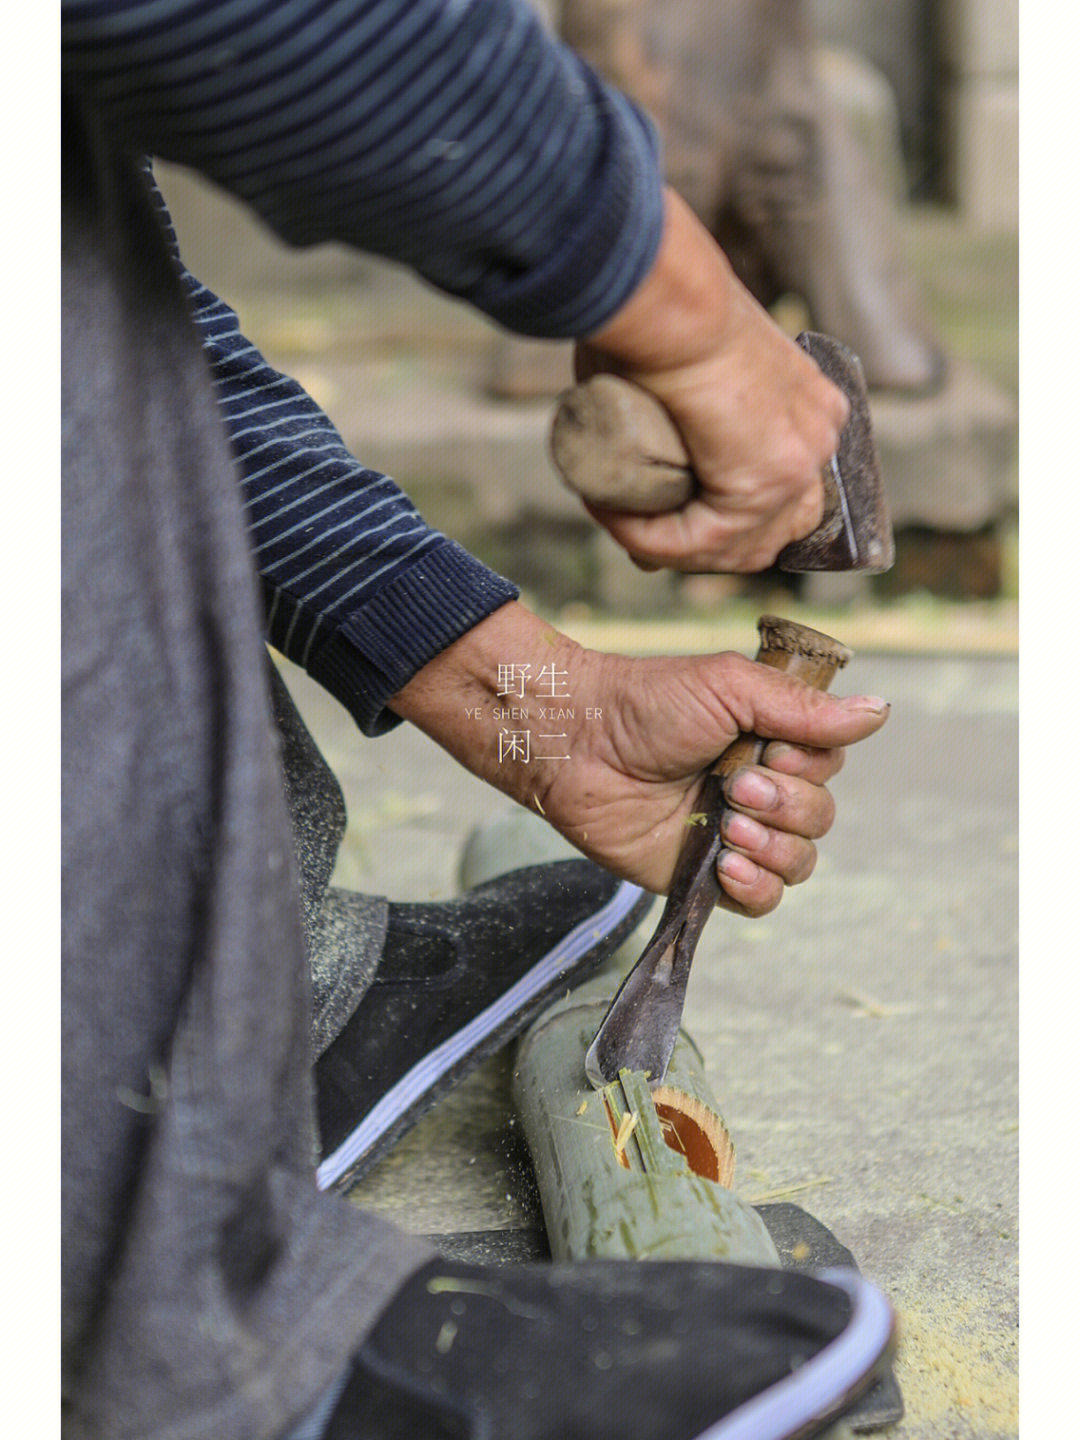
top-left (267, 669), bottom-right (388, 1059)
top-left (283, 1366), bottom-right (352, 1440)
top-left (61, 100), bottom-right (431, 1440)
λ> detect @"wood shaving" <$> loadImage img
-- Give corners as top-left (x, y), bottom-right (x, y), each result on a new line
top-left (836, 989), bottom-right (914, 1019)
top-left (744, 1176), bottom-right (832, 1204)
top-left (612, 1109), bottom-right (639, 1163)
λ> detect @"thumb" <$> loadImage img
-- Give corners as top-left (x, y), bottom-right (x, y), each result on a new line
top-left (715, 654), bottom-right (890, 749)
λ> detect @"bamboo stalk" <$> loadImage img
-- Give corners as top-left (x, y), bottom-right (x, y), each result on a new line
top-left (512, 979), bottom-right (779, 1265)
top-left (460, 806), bottom-right (777, 1266)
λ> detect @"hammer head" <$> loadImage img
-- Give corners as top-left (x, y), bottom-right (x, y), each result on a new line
top-left (779, 333), bottom-right (894, 574)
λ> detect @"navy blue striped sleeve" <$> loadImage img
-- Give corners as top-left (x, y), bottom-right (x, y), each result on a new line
top-left (62, 0), bottom-right (665, 338)
top-left (179, 267), bottom-right (518, 735)
top-left (143, 154), bottom-right (517, 735)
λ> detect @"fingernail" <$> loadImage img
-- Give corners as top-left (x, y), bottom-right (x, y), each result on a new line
top-left (761, 741), bottom-right (804, 772)
top-left (729, 770), bottom-right (778, 810)
top-left (724, 811), bottom-right (770, 852)
top-left (718, 850), bottom-right (760, 885)
top-left (841, 695), bottom-right (890, 715)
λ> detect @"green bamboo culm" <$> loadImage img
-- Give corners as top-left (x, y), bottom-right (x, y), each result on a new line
top-left (512, 981), bottom-right (779, 1266)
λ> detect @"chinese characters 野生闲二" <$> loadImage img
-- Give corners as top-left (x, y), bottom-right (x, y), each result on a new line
top-left (490, 662), bottom-right (601, 764)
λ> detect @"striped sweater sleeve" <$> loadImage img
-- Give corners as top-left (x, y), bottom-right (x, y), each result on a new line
top-left (62, 0), bottom-right (665, 339)
top-left (179, 263), bottom-right (519, 735)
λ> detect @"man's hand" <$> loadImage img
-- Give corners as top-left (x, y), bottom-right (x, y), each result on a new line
top-left (389, 603), bottom-right (888, 908)
top-left (577, 188), bottom-right (849, 574)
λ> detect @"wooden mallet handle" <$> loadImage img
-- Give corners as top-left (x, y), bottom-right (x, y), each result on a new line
top-left (550, 373), bottom-right (695, 512)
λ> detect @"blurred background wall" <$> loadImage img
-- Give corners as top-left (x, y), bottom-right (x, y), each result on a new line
top-left (813, 0), bottom-right (1017, 227)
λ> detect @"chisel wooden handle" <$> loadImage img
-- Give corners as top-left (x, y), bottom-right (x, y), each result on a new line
top-left (695, 615), bottom-right (853, 832)
top-left (737, 614), bottom-right (854, 721)
top-left (667, 615), bottom-right (853, 925)
top-left (585, 614), bottom-right (853, 1089)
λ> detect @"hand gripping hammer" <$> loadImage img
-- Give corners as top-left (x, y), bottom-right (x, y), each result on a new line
top-left (548, 332), bottom-right (895, 1088)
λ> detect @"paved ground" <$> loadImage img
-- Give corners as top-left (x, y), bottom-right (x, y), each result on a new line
top-left (280, 639), bottom-right (1018, 1440)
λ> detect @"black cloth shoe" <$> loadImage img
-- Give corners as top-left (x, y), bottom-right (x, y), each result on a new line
top-left (314, 861), bottom-right (651, 1190)
top-left (323, 1257), bottom-right (895, 1440)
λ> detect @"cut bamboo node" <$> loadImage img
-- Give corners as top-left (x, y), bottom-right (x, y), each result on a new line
top-left (602, 1069), bottom-right (735, 1181)
top-left (513, 998), bottom-right (779, 1266)
top-left (652, 1087), bottom-right (735, 1186)
top-left (600, 1078), bottom-right (734, 1183)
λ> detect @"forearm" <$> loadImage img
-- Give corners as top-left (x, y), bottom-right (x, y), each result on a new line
top-left (583, 189), bottom-right (742, 375)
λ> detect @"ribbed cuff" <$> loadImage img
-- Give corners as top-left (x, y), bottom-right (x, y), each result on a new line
top-left (463, 70), bottom-right (666, 338)
top-left (307, 540), bottom-right (518, 737)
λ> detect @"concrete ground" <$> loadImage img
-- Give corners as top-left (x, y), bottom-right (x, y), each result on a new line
top-left (280, 639), bottom-right (1018, 1440)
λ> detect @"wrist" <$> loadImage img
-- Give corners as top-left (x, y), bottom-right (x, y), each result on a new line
top-left (582, 187), bottom-right (740, 378)
top-left (386, 602), bottom-right (588, 814)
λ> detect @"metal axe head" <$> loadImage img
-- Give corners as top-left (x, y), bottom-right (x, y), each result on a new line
top-left (777, 333), bottom-right (895, 574)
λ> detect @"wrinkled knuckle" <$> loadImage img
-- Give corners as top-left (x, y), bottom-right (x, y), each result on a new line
top-left (696, 515), bottom-right (742, 567)
top-left (776, 432), bottom-right (815, 484)
top-left (716, 652), bottom-right (758, 695)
